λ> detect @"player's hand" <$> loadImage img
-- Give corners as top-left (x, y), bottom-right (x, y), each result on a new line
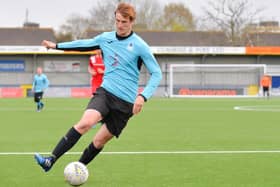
top-left (133, 95), bottom-right (145, 115)
top-left (41, 40), bottom-right (56, 49)
top-left (91, 69), bottom-right (97, 76)
top-left (97, 68), bottom-right (104, 74)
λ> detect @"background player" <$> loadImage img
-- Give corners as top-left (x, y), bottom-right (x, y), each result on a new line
top-left (88, 50), bottom-right (104, 94)
top-left (32, 67), bottom-right (49, 112)
top-left (260, 74), bottom-right (272, 98)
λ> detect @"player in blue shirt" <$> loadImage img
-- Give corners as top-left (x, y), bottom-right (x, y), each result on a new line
top-left (32, 67), bottom-right (49, 112)
top-left (34, 2), bottom-right (162, 172)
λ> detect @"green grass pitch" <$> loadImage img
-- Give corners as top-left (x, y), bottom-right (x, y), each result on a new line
top-left (1, 97), bottom-right (280, 187)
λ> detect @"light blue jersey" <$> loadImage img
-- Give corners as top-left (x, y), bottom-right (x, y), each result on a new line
top-left (32, 74), bottom-right (49, 93)
top-left (57, 31), bottom-right (162, 103)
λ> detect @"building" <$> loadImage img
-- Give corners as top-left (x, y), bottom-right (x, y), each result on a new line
top-left (0, 27), bottom-right (55, 45)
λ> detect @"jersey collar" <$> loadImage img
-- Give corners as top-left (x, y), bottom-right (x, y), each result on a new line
top-left (116, 31), bottom-right (133, 40)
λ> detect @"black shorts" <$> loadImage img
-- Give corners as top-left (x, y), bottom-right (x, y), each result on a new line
top-left (86, 87), bottom-right (133, 138)
top-left (263, 87), bottom-right (269, 92)
top-left (34, 92), bottom-right (43, 102)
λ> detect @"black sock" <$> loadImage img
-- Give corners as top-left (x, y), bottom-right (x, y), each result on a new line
top-left (79, 143), bottom-right (103, 165)
top-left (51, 127), bottom-right (82, 162)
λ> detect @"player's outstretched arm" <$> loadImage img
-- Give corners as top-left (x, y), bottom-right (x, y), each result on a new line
top-left (42, 40), bottom-right (56, 49)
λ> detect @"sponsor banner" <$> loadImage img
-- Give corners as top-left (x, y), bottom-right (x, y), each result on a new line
top-left (151, 46), bottom-right (246, 55)
top-left (0, 88), bottom-right (24, 98)
top-left (71, 88), bottom-right (92, 98)
top-left (177, 88), bottom-right (240, 96)
top-left (0, 46), bottom-right (95, 54)
top-left (0, 60), bottom-right (25, 72)
top-left (271, 88), bottom-right (280, 96)
top-left (44, 61), bottom-right (81, 72)
top-left (0, 46), bottom-right (47, 52)
top-left (44, 88), bottom-right (71, 98)
top-left (246, 47), bottom-right (280, 55)
top-left (3, 45), bottom-right (280, 55)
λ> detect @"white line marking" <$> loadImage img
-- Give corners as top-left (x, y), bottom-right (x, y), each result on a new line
top-left (2, 150), bottom-right (280, 155)
top-left (0, 108), bottom-right (81, 111)
top-left (234, 105), bottom-right (280, 112)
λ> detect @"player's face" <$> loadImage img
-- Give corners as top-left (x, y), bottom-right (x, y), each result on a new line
top-left (37, 68), bottom-right (42, 75)
top-left (115, 12), bottom-right (133, 37)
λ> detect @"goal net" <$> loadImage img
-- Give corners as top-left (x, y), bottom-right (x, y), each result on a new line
top-left (169, 64), bottom-right (266, 98)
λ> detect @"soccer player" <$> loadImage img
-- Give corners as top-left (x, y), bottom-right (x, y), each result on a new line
top-left (260, 74), bottom-right (272, 98)
top-left (34, 2), bottom-right (162, 172)
top-left (88, 50), bottom-right (104, 94)
top-left (32, 67), bottom-right (49, 112)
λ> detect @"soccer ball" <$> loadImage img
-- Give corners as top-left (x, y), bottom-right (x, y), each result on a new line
top-left (64, 161), bottom-right (89, 186)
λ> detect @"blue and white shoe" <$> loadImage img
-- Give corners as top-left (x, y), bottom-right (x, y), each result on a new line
top-left (34, 153), bottom-right (54, 172)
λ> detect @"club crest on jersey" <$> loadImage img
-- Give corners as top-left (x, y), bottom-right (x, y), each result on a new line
top-left (127, 42), bottom-right (133, 51)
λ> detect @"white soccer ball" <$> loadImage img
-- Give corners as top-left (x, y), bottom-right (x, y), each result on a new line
top-left (64, 161), bottom-right (89, 186)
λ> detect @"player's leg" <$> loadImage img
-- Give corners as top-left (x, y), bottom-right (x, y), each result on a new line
top-left (79, 124), bottom-right (113, 165)
top-left (39, 92), bottom-right (44, 110)
top-left (38, 92), bottom-right (44, 110)
top-left (34, 92), bottom-right (41, 111)
top-left (267, 88), bottom-right (270, 98)
top-left (264, 87), bottom-right (269, 98)
top-left (79, 92), bottom-right (134, 165)
top-left (34, 109), bottom-right (102, 172)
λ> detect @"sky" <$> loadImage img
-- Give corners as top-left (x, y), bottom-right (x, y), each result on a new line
top-left (0, 0), bottom-right (279, 31)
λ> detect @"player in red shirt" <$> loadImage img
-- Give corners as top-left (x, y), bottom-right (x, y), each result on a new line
top-left (88, 50), bottom-right (104, 94)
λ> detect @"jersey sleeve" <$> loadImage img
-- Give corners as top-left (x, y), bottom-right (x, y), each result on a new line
top-left (57, 36), bottom-right (101, 51)
top-left (139, 45), bottom-right (162, 100)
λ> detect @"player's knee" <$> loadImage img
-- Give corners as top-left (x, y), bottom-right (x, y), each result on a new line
top-left (93, 137), bottom-right (105, 149)
top-left (93, 131), bottom-right (113, 149)
top-left (74, 121), bottom-right (93, 134)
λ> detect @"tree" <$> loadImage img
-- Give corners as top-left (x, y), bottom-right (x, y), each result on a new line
top-left (155, 3), bottom-right (195, 31)
top-left (56, 0), bottom-right (118, 38)
top-left (55, 32), bottom-right (73, 43)
top-left (203, 0), bottom-right (263, 45)
top-left (58, 13), bottom-right (90, 40)
top-left (87, 0), bottom-right (162, 31)
top-left (88, 0), bottom-right (118, 30)
top-left (56, 0), bottom-right (166, 37)
top-left (131, 0), bottom-right (162, 30)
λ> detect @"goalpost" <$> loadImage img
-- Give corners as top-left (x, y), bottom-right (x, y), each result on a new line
top-left (169, 64), bottom-right (267, 98)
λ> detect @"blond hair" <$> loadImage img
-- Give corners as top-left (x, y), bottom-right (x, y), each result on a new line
top-left (115, 2), bottom-right (136, 22)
